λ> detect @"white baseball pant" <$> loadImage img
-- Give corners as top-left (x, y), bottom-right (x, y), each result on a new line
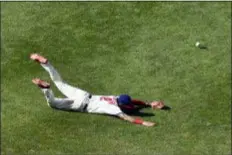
top-left (39, 63), bottom-right (123, 115)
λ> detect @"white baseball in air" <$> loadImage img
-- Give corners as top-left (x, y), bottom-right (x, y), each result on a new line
top-left (195, 41), bottom-right (200, 47)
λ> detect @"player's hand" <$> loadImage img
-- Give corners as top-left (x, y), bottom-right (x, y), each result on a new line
top-left (151, 101), bottom-right (165, 110)
top-left (142, 121), bottom-right (156, 127)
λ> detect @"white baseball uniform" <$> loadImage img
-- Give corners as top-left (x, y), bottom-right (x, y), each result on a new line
top-left (40, 63), bottom-right (123, 116)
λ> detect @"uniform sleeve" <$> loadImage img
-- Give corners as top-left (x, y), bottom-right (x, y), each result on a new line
top-left (131, 99), bottom-right (147, 105)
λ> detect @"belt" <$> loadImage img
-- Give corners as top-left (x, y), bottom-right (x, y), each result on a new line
top-left (83, 94), bottom-right (92, 111)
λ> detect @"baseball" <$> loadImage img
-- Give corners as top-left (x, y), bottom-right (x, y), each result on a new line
top-left (195, 41), bottom-right (200, 47)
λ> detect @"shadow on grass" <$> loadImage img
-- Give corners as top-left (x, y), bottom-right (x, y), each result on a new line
top-left (121, 105), bottom-right (171, 117)
top-left (130, 111), bottom-right (155, 117)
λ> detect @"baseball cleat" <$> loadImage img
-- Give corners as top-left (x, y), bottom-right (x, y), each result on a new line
top-left (32, 78), bottom-right (50, 89)
top-left (30, 53), bottom-right (48, 64)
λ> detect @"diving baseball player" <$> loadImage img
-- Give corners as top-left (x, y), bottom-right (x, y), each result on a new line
top-left (30, 53), bottom-right (168, 127)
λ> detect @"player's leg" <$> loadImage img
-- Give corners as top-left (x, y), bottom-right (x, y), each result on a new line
top-left (32, 78), bottom-right (74, 109)
top-left (30, 53), bottom-right (88, 99)
top-left (41, 89), bottom-right (74, 109)
top-left (41, 62), bottom-right (89, 99)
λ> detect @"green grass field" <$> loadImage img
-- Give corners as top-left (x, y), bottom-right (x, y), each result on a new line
top-left (1, 2), bottom-right (231, 155)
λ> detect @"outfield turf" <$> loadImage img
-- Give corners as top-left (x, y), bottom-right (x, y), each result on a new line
top-left (1, 2), bottom-right (231, 155)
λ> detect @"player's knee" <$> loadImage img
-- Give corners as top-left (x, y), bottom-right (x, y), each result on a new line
top-left (46, 101), bottom-right (56, 108)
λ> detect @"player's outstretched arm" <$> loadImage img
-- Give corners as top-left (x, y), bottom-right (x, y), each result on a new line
top-left (117, 113), bottom-right (155, 127)
top-left (132, 99), bottom-right (164, 109)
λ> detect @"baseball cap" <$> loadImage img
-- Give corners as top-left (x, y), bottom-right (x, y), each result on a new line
top-left (117, 94), bottom-right (132, 105)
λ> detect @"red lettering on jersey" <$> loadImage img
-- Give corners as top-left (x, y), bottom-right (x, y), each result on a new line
top-left (100, 97), bottom-right (116, 105)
